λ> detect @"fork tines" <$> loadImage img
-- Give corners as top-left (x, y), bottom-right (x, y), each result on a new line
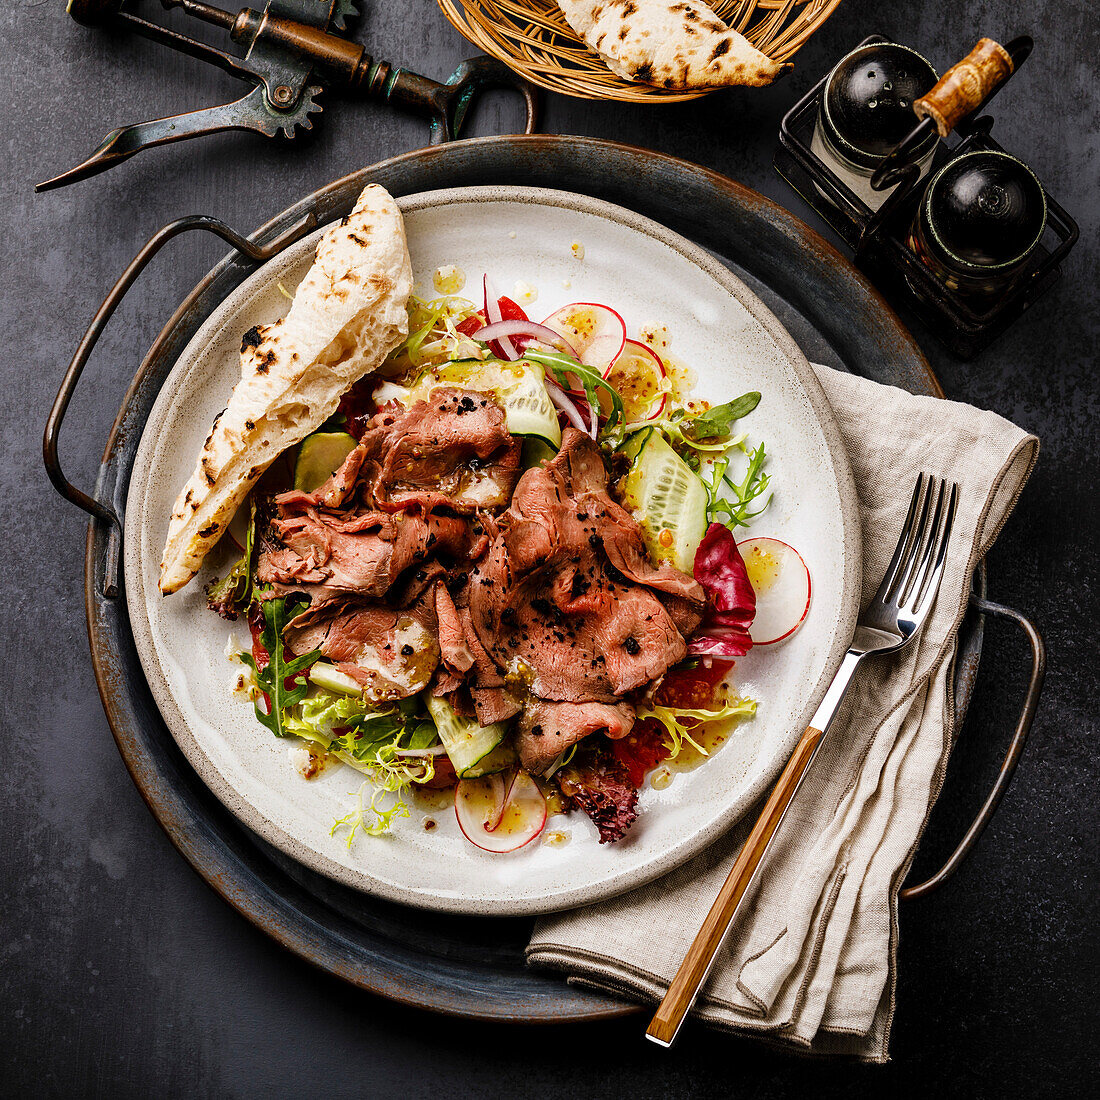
top-left (877, 473), bottom-right (959, 618)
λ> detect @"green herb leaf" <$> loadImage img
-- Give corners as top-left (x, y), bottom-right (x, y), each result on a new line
top-left (239, 595), bottom-right (320, 738)
top-left (524, 350), bottom-right (626, 445)
top-left (701, 441), bottom-right (772, 530)
top-left (205, 499), bottom-right (255, 619)
top-left (330, 777), bottom-right (412, 846)
top-left (684, 392), bottom-right (761, 441)
top-left (330, 711), bottom-right (406, 763)
top-left (636, 697), bottom-right (757, 759)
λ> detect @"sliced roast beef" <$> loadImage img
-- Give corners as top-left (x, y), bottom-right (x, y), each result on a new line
top-left (336, 387), bottom-right (522, 513)
top-left (257, 496), bottom-right (470, 608)
top-left (283, 589), bottom-right (440, 704)
top-left (462, 429), bottom-right (706, 727)
top-left (516, 700), bottom-right (635, 773)
top-left (433, 582), bottom-right (474, 675)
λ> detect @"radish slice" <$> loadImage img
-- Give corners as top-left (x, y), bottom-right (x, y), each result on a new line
top-left (455, 771), bottom-right (547, 853)
top-left (541, 302), bottom-right (626, 373)
top-left (738, 537), bottom-right (811, 645)
top-left (604, 338), bottom-right (669, 421)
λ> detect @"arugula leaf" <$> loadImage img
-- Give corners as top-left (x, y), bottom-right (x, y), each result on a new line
top-left (205, 499), bottom-right (255, 619)
top-left (239, 596), bottom-right (320, 738)
top-left (524, 350), bottom-right (625, 443)
top-left (701, 441), bottom-right (772, 529)
top-left (627, 391), bottom-right (760, 452)
top-left (622, 388), bottom-right (772, 531)
top-left (684, 392), bottom-right (761, 441)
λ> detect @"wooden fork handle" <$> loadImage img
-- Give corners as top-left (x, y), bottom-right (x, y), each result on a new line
top-left (646, 723), bottom-right (827, 1047)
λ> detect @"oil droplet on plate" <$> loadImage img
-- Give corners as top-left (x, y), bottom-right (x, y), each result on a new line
top-left (542, 829), bottom-right (570, 847)
top-left (650, 766), bottom-right (673, 790)
top-left (513, 280), bottom-right (538, 305)
top-left (433, 264), bottom-right (466, 294)
top-left (570, 240), bottom-right (585, 260)
top-left (639, 323), bottom-right (671, 353)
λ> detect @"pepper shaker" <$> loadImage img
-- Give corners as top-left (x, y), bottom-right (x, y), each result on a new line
top-left (907, 149), bottom-right (1047, 305)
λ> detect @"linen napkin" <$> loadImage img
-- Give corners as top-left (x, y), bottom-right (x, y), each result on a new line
top-left (526, 364), bottom-right (1039, 1061)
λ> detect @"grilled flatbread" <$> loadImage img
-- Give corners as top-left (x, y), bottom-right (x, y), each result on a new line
top-left (556, 0), bottom-right (789, 89)
top-left (159, 184), bottom-right (413, 594)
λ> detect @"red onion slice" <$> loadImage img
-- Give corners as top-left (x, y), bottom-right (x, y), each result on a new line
top-left (472, 319), bottom-right (579, 358)
top-left (483, 275), bottom-right (519, 360)
top-left (484, 772), bottom-right (507, 831)
top-left (486, 769), bottom-right (520, 834)
top-left (545, 377), bottom-right (592, 436)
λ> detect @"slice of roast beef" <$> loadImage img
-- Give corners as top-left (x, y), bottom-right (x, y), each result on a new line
top-left (433, 582), bottom-right (475, 676)
top-left (517, 700), bottom-right (635, 773)
top-left (257, 496), bottom-right (470, 608)
top-left (463, 429), bottom-right (706, 720)
top-left (339, 387), bottom-right (522, 513)
top-left (557, 753), bottom-right (640, 844)
top-left (283, 589), bottom-right (441, 704)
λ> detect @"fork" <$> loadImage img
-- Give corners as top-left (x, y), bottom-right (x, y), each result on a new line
top-left (646, 473), bottom-right (959, 1047)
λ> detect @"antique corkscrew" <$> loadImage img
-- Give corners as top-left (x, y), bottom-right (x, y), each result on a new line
top-left (37, 0), bottom-right (538, 192)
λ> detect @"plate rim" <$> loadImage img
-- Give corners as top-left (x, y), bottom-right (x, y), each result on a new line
top-left (122, 182), bottom-right (863, 915)
top-left (78, 134), bottom-right (946, 1021)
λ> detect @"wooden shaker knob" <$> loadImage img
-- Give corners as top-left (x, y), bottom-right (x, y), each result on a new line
top-left (914, 38), bottom-right (1015, 137)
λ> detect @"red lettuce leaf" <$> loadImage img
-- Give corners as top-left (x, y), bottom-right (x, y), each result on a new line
top-left (559, 754), bottom-right (639, 844)
top-left (688, 523), bottom-right (756, 657)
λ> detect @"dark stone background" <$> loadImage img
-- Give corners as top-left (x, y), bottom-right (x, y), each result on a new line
top-left (2, 0), bottom-right (1096, 1095)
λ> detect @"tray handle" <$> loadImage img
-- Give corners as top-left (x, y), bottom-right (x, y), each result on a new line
top-left (44, 212), bottom-right (317, 598)
top-left (900, 595), bottom-right (1046, 900)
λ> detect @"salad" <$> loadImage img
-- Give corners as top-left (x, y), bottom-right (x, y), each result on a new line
top-left (209, 278), bottom-right (810, 853)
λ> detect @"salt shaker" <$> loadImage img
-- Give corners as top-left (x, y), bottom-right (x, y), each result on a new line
top-left (811, 41), bottom-right (939, 210)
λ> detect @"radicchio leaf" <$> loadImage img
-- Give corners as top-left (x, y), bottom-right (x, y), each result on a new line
top-left (688, 522), bottom-right (757, 657)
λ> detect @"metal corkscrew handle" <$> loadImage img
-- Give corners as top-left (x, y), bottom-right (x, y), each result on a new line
top-left (38, 0), bottom-right (539, 190)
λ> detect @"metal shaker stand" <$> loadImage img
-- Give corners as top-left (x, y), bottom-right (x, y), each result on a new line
top-left (775, 34), bottom-right (1079, 359)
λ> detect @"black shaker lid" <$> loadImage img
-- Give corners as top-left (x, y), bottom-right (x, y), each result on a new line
top-left (822, 42), bottom-right (939, 169)
top-left (922, 150), bottom-right (1048, 269)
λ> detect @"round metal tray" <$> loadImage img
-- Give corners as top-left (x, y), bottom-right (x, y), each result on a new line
top-left (70, 136), bottom-right (987, 1022)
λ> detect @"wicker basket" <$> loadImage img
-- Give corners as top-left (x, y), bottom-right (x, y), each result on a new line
top-left (437, 0), bottom-right (844, 103)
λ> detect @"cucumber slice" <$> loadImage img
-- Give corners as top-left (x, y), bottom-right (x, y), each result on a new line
top-left (618, 426), bottom-right (653, 463)
top-left (618, 430), bottom-right (708, 573)
top-left (403, 358), bottom-right (562, 447)
top-left (461, 740), bottom-right (518, 778)
top-left (425, 695), bottom-right (509, 777)
top-left (294, 431), bottom-right (357, 492)
top-left (309, 662), bottom-right (362, 696)
top-left (522, 436), bottom-right (557, 470)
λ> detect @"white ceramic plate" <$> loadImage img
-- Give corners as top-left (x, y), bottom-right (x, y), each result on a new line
top-left (125, 187), bottom-right (861, 915)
